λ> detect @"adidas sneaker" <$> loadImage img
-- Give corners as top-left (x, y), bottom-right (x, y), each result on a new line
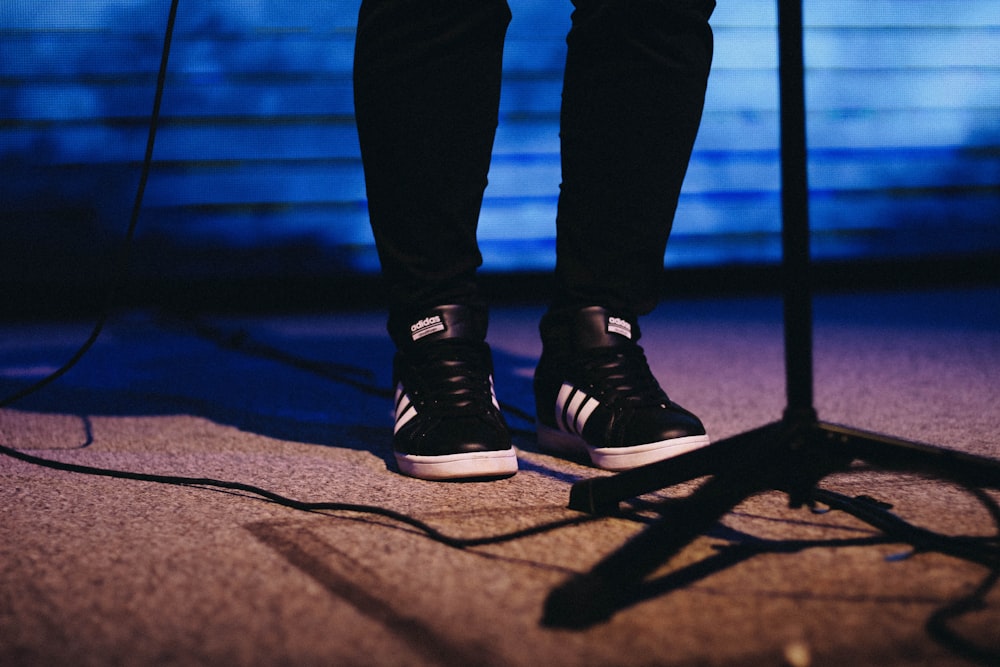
top-left (389, 304), bottom-right (517, 481)
top-left (534, 306), bottom-right (709, 471)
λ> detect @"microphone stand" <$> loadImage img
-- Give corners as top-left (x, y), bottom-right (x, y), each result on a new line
top-left (543, 0), bottom-right (1000, 628)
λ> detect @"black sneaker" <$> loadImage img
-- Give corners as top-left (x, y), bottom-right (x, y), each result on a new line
top-left (389, 304), bottom-right (517, 481)
top-left (534, 306), bottom-right (709, 471)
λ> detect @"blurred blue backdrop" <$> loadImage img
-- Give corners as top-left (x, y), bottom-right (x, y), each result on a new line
top-left (2, 0), bottom-right (999, 291)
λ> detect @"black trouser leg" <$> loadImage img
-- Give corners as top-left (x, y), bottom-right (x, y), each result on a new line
top-left (353, 0), bottom-right (511, 322)
top-left (553, 0), bottom-right (716, 317)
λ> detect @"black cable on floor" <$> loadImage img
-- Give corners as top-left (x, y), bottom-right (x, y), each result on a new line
top-left (0, 0), bottom-right (180, 412)
top-left (0, 440), bottom-right (600, 548)
top-left (815, 487), bottom-right (1000, 664)
top-left (1, 4), bottom-right (998, 660)
top-left (0, 0), bottom-right (595, 556)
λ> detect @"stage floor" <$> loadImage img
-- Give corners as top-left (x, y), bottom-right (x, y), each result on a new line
top-left (2, 286), bottom-right (999, 665)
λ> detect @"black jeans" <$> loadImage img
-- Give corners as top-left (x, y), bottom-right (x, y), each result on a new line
top-left (354, 0), bottom-right (715, 324)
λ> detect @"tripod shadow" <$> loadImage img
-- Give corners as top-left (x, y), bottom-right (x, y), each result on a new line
top-left (582, 520), bottom-right (894, 621)
top-left (543, 486), bottom-right (1000, 664)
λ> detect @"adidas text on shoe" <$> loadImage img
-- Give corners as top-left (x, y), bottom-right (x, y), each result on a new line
top-left (534, 307), bottom-right (709, 471)
top-left (390, 304), bottom-right (517, 481)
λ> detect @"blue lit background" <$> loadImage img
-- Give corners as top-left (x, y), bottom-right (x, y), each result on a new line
top-left (2, 0), bottom-right (999, 290)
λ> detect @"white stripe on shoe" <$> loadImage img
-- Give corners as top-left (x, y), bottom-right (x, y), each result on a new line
top-left (394, 383), bottom-right (417, 434)
top-left (555, 382), bottom-right (599, 436)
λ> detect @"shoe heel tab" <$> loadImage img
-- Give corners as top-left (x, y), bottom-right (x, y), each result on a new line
top-left (541, 306), bottom-right (640, 350)
top-left (390, 304), bottom-right (488, 348)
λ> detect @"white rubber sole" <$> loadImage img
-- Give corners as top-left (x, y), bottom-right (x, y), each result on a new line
top-left (537, 424), bottom-right (710, 471)
top-left (395, 448), bottom-right (519, 481)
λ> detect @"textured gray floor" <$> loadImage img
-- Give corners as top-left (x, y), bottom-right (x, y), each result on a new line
top-left (2, 286), bottom-right (999, 666)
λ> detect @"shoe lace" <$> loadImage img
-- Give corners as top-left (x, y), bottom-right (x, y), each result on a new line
top-left (406, 341), bottom-right (496, 416)
top-left (580, 344), bottom-right (669, 407)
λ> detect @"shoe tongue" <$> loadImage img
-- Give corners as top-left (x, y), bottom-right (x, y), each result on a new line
top-left (394, 304), bottom-right (487, 348)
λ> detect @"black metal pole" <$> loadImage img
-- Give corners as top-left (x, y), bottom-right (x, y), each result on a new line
top-left (560, 0), bottom-right (1000, 522)
top-left (778, 0), bottom-right (816, 422)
